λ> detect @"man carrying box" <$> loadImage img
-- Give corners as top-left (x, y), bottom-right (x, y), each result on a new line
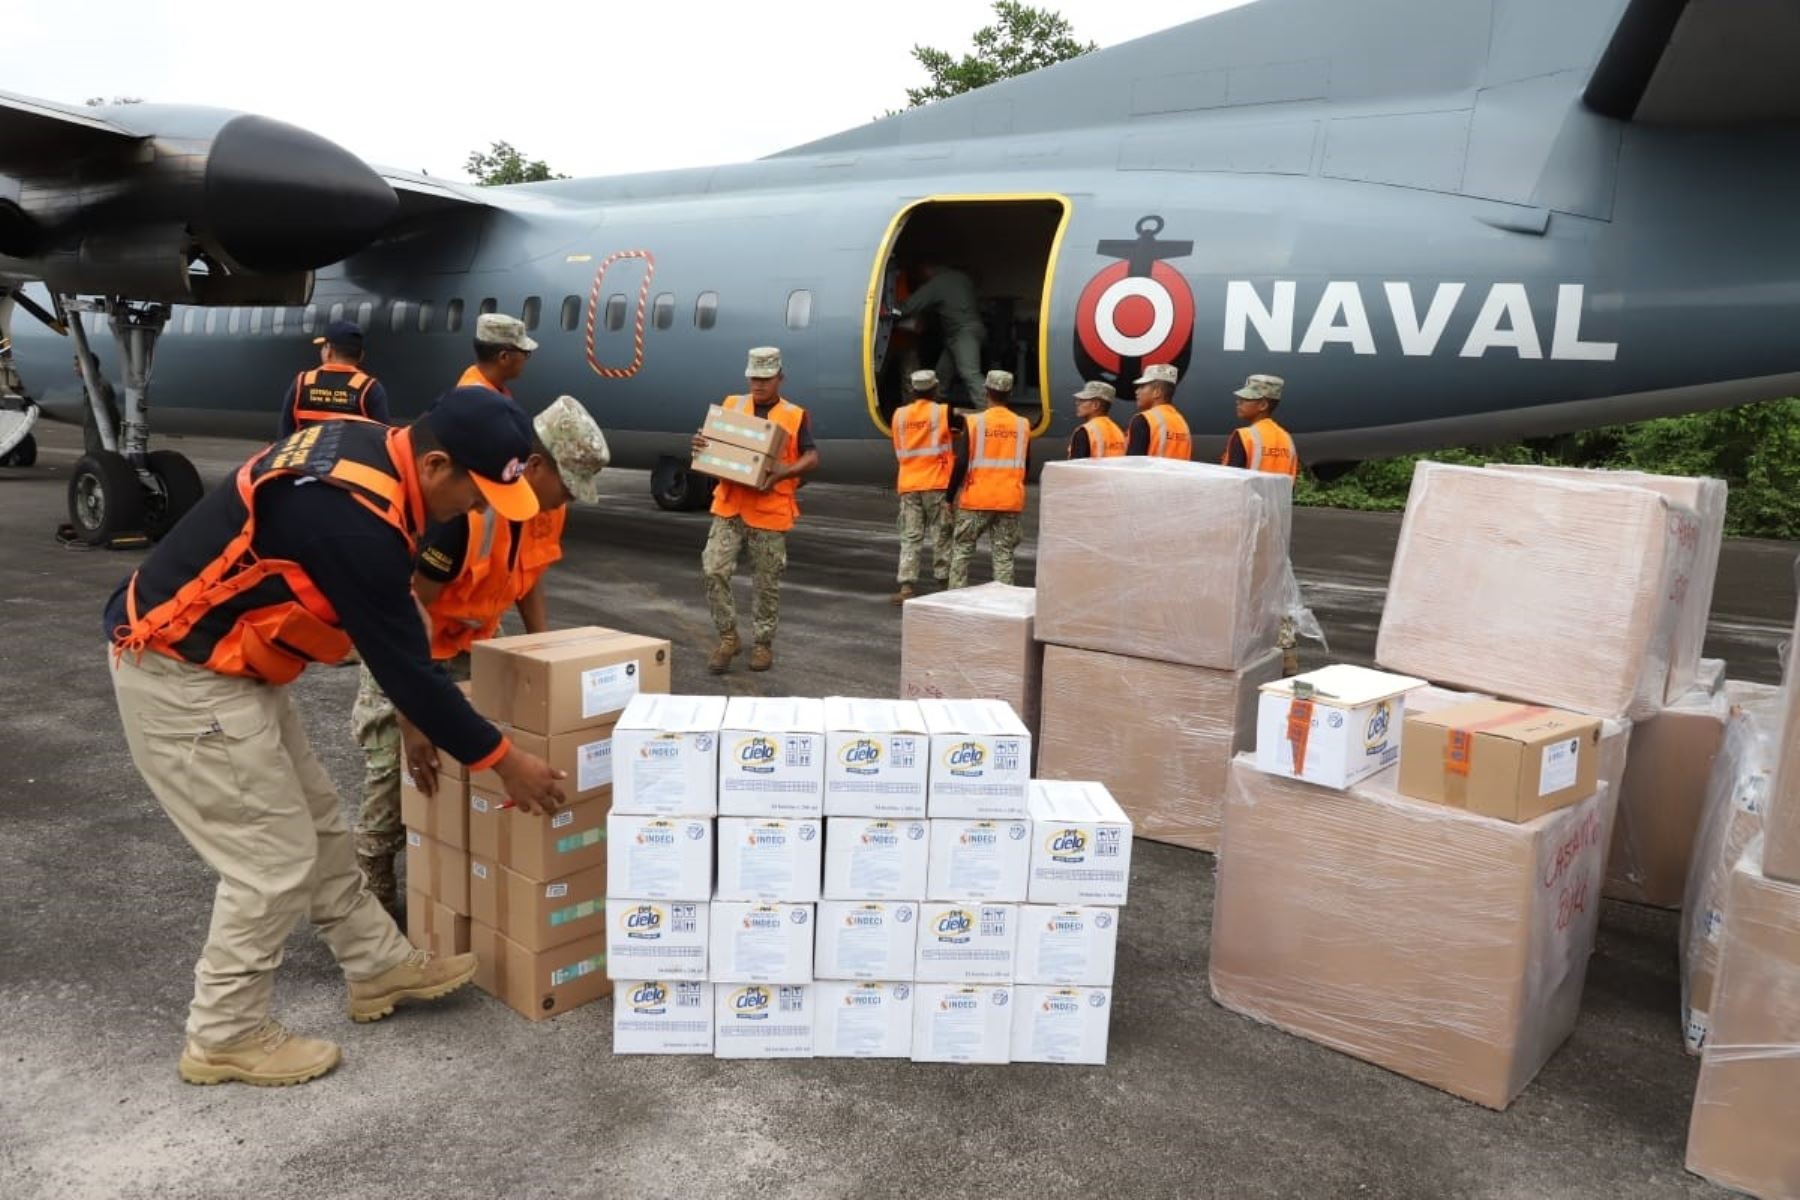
top-left (890, 368), bottom-right (960, 604)
top-left (353, 396), bottom-right (610, 914)
top-left (691, 347), bottom-right (820, 674)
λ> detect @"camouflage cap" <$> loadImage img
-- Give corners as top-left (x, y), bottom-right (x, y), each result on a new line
top-left (1233, 373), bottom-right (1285, 402)
top-left (1133, 363), bottom-right (1179, 387)
top-left (1073, 380), bottom-right (1116, 403)
top-left (533, 395), bottom-right (610, 504)
top-left (745, 346), bottom-right (783, 378)
top-left (910, 369), bottom-right (940, 393)
top-left (984, 369), bottom-right (1014, 393)
top-left (475, 312), bottom-right (538, 353)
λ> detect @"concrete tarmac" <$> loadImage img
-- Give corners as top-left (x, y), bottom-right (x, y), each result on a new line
top-left (2, 423), bottom-right (1791, 1200)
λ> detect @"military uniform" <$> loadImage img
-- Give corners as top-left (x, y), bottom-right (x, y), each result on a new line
top-left (949, 371), bottom-right (1029, 589)
top-left (897, 266), bottom-right (986, 402)
top-left (1224, 374), bottom-right (1302, 673)
top-left (1126, 363), bottom-right (1193, 460)
top-left (891, 368), bottom-right (957, 602)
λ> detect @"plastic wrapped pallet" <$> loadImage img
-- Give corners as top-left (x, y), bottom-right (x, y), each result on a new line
top-left (900, 583), bottom-right (1042, 738)
top-left (1376, 463), bottom-right (1700, 721)
top-left (1685, 847), bottom-right (1800, 1199)
top-left (1605, 674), bottom-right (1730, 908)
top-left (1034, 458), bottom-right (1295, 670)
top-left (1487, 465), bottom-right (1725, 703)
top-left (1767, 591), bottom-right (1800, 885)
top-left (1211, 756), bottom-right (1615, 1110)
top-left (1682, 684), bottom-right (1783, 1053)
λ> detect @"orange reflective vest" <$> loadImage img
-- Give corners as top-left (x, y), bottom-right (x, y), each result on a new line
top-left (427, 507), bottom-right (567, 660)
top-left (710, 395), bottom-right (805, 532)
top-left (290, 363), bottom-right (379, 427)
top-left (116, 419), bottom-right (424, 685)
top-left (1075, 415), bottom-right (1126, 459)
top-left (959, 407), bottom-right (1030, 513)
top-left (457, 364), bottom-right (510, 395)
top-left (1141, 404), bottom-right (1192, 461)
top-left (1224, 417), bottom-right (1299, 478)
top-left (892, 398), bottom-right (954, 493)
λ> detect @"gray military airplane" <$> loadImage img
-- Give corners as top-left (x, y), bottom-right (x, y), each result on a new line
top-left (2, 0), bottom-right (1797, 544)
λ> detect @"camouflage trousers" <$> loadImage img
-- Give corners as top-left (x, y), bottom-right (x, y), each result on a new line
top-left (702, 515), bottom-right (787, 646)
top-left (351, 653), bottom-right (471, 859)
top-left (895, 490), bottom-right (951, 584)
top-left (948, 509), bottom-right (1022, 590)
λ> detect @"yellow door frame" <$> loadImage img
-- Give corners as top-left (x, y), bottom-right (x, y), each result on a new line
top-left (861, 192), bottom-right (1073, 439)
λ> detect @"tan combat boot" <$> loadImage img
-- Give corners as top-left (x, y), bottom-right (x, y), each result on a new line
top-left (749, 643), bottom-right (774, 672)
top-left (179, 1019), bottom-right (341, 1087)
top-left (347, 948), bottom-right (479, 1023)
top-left (890, 583), bottom-right (916, 606)
top-left (708, 630), bottom-right (741, 674)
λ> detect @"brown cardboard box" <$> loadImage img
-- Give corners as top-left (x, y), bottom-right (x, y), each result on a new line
top-left (1036, 645), bottom-right (1279, 852)
top-left (1376, 463), bottom-right (1699, 720)
top-left (471, 627), bottom-right (671, 736)
top-left (404, 830), bottom-right (468, 916)
top-left (1211, 756), bottom-right (1614, 1110)
top-left (469, 723), bottom-right (617, 806)
top-left (401, 769), bottom-right (469, 850)
top-left (405, 891), bottom-right (471, 957)
top-left (468, 788), bottom-right (608, 882)
top-left (1685, 858), bottom-right (1800, 1198)
top-left (691, 439), bottom-right (777, 490)
top-left (700, 402), bottom-right (789, 456)
top-left (1605, 684), bottom-right (1730, 908)
top-left (469, 857), bottom-right (607, 952)
top-left (1767, 596), bottom-right (1800, 884)
top-left (1400, 700), bottom-right (1603, 823)
top-left (472, 922), bottom-right (611, 1021)
top-left (1034, 458), bottom-right (1294, 671)
top-left (900, 583), bottom-right (1042, 737)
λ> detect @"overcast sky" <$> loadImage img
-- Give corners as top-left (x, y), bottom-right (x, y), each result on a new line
top-left (8, 0), bottom-right (1254, 179)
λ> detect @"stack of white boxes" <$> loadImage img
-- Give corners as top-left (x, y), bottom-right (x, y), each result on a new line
top-left (608, 694), bottom-right (1131, 1065)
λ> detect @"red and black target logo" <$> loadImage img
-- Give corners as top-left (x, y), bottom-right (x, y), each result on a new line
top-left (1072, 215), bottom-right (1196, 386)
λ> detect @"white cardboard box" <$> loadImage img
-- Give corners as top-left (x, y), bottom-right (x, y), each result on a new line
top-left (814, 981), bottom-right (915, 1058)
top-left (1010, 985), bottom-right (1113, 1065)
top-left (915, 901), bottom-right (1018, 983)
top-left (1014, 905), bottom-right (1119, 986)
top-left (612, 980), bottom-right (714, 1055)
top-left (719, 697), bottom-right (826, 818)
top-left (605, 814), bottom-right (713, 901)
top-left (604, 899), bottom-right (708, 980)
top-left (714, 983), bottom-right (815, 1059)
top-left (911, 983), bottom-right (1014, 1064)
top-left (823, 697), bottom-right (931, 818)
top-left (1255, 665), bottom-right (1426, 790)
top-left (715, 818), bottom-right (823, 903)
top-left (708, 901), bottom-right (815, 984)
top-left (611, 695), bottom-right (726, 816)
top-left (823, 817), bottom-right (930, 900)
top-left (918, 699), bottom-right (1033, 819)
top-left (927, 819), bottom-right (1031, 902)
top-left (1026, 781), bottom-right (1134, 905)
top-left (815, 900), bottom-right (919, 981)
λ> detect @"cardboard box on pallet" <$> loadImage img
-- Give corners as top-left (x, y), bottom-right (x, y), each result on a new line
top-left (1011, 986), bottom-right (1113, 1065)
top-left (1399, 700), bottom-right (1603, 823)
top-left (918, 699), bottom-right (1032, 819)
top-left (815, 900), bottom-right (918, 981)
top-left (1607, 676), bottom-right (1730, 907)
top-left (401, 769), bottom-right (469, 849)
top-left (926, 819), bottom-right (1031, 903)
top-left (1037, 644), bottom-right (1278, 853)
top-left (1255, 665), bottom-right (1427, 791)
top-left (1014, 905), bottom-right (1118, 987)
top-left (606, 814), bottom-right (713, 901)
top-left (472, 923), bottom-right (610, 1021)
top-left (823, 817), bottom-right (929, 901)
top-left (911, 984), bottom-right (1013, 1064)
top-left (404, 830), bottom-right (468, 915)
top-left (900, 583), bottom-right (1043, 739)
top-left (613, 980), bottom-right (714, 1055)
top-left (719, 697), bottom-right (825, 819)
top-left (471, 626), bottom-right (670, 735)
top-left (469, 859), bottom-right (607, 952)
top-left (468, 790), bottom-right (607, 882)
top-left (406, 891), bottom-right (470, 957)
top-left (915, 901), bottom-right (1018, 983)
top-left (716, 818), bottom-right (822, 903)
top-left (814, 982), bottom-right (914, 1058)
top-left (1026, 780), bottom-right (1133, 906)
top-left (823, 697), bottom-right (930, 819)
top-left (605, 899), bottom-right (708, 981)
top-left (1211, 756), bottom-right (1615, 1110)
top-left (708, 901), bottom-right (814, 984)
top-left (612, 694), bottom-right (726, 817)
top-left (714, 983), bottom-right (814, 1059)
top-left (470, 723), bottom-right (617, 806)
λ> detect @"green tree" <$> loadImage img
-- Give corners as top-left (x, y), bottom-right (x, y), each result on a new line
top-left (464, 141), bottom-right (567, 186)
top-left (903, 2), bottom-right (1097, 108)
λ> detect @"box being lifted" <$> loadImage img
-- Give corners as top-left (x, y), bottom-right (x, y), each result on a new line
top-left (692, 403), bottom-right (789, 490)
top-left (471, 627), bottom-right (670, 735)
top-left (1255, 665), bottom-right (1426, 790)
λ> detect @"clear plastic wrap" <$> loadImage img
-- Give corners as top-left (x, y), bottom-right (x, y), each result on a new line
top-left (899, 583), bottom-right (1042, 736)
top-left (1604, 681), bottom-right (1731, 909)
top-left (1034, 458), bottom-right (1295, 670)
top-left (1211, 755), bottom-right (1615, 1110)
top-left (1487, 465), bottom-right (1726, 703)
top-left (1684, 848), bottom-right (1800, 1199)
top-left (1036, 645), bottom-right (1281, 852)
top-left (1376, 462), bottom-right (1700, 721)
top-left (1679, 684), bottom-right (1782, 1054)
top-left (1768, 590), bottom-right (1800, 885)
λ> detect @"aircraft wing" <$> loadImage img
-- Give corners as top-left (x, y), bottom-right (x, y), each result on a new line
top-left (0, 89), bottom-right (141, 167)
top-left (377, 166), bottom-right (492, 220)
top-left (1586, 0), bottom-right (1800, 123)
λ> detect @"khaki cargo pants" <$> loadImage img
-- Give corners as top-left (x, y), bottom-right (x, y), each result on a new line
top-left (110, 649), bottom-right (413, 1046)
top-left (351, 653), bottom-right (471, 860)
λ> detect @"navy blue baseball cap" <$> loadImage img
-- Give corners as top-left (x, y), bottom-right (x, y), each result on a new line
top-left (312, 320), bottom-right (365, 352)
top-left (425, 387), bottom-right (540, 520)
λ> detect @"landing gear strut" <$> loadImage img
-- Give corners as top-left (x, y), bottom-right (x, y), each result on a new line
top-left (0, 288), bottom-right (40, 467)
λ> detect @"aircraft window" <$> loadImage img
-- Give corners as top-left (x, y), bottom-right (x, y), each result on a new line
top-left (522, 295), bottom-right (542, 330)
top-left (605, 294), bottom-right (626, 333)
top-left (356, 301), bottom-right (373, 328)
top-left (653, 293), bottom-right (674, 331)
top-left (271, 307), bottom-right (286, 335)
top-left (696, 291), bottom-right (718, 330)
top-left (478, 297), bottom-right (497, 316)
top-left (417, 301), bottom-right (434, 333)
top-left (390, 300), bottom-right (408, 334)
top-left (228, 308), bottom-right (242, 335)
top-left (302, 305), bottom-right (318, 334)
top-left (248, 307), bottom-right (263, 335)
top-left (560, 295), bottom-right (581, 332)
top-left (447, 299), bottom-right (465, 332)
top-left (205, 309), bottom-right (218, 335)
top-left (330, 302), bottom-right (346, 324)
top-left (182, 309), bottom-right (196, 335)
top-left (786, 290), bottom-right (813, 331)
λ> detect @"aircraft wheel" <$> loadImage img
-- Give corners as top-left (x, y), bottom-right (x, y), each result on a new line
top-left (67, 451), bottom-right (146, 546)
top-left (651, 457), bottom-right (714, 512)
top-left (144, 450), bottom-right (205, 540)
top-left (0, 432), bottom-right (35, 467)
